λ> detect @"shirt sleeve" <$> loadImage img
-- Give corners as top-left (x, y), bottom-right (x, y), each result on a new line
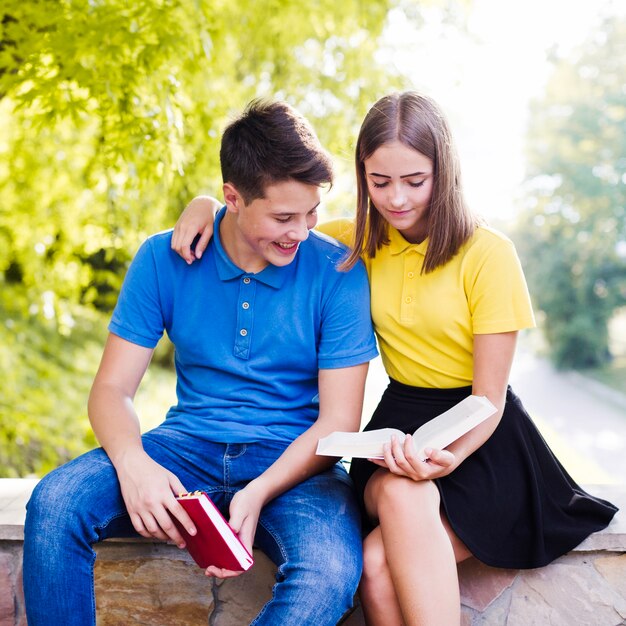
top-left (108, 238), bottom-right (166, 348)
top-left (317, 258), bottom-right (378, 369)
top-left (465, 233), bottom-right (536, 335)
top-left (315, 218), bottom-right (357, 248)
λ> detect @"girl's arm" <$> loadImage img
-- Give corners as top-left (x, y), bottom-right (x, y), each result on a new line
top-left (446, 330), bottom-right (517, 459)
top-left (171, 196), bottom-right (222, 264)
top-left (372, 331), bottom-right (517, 481)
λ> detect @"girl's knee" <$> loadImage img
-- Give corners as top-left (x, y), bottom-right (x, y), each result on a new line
top-left (377, 474), bottom-right (439, 508)
top-left (362, 533), bottom-right (388, 581)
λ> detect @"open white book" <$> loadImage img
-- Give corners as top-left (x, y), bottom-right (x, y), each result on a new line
top-left (316, 395), bottom-right (497, 460)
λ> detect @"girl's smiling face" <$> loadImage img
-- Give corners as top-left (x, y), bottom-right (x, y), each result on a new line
top-left (364, 141), bottom-right (434, 244)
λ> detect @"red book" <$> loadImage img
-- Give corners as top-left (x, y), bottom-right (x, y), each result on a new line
top-left (173, 491), bottom-right (254, 571)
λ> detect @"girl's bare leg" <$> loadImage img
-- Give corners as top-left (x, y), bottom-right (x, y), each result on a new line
top-left (362, 470), bottom-right (468, 626)
top-left (359, 526), bottom-right (405, 626)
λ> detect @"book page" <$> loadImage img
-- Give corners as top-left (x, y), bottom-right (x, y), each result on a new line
top-left (316, 428), bottom-right (405, 459)
top-left (175, 492), bottom-right (253, 570)
top-left (411, 395), bottom-right (496, 459)
top-left (316, 395), bottom-right (496, 460)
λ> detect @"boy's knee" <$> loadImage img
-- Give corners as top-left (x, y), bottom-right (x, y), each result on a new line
top-left (302, 548), bottom-right (362, 599)
top-left (28, 470), bottom-right (62, 509)
top-left (26, 464), bottom-right (91, 535)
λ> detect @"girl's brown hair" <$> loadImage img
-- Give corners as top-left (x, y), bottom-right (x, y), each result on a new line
top-left (342, 92), bottom-right (479, 273)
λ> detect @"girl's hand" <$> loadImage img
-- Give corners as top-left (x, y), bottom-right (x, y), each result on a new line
top-left (171, 195), bottom-right (221, 264)
top-left (368, 434), bottom-right (456, 481)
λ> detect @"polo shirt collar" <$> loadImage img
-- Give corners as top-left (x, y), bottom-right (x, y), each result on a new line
top-left (388, 226), bottom-right (428, 256)
top-left (213, 207), bottom-right (290, 289)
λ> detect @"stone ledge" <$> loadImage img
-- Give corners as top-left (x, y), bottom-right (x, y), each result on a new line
top-left (1, 480), bottom-right (625, 626)
top-left (2, 480), bottom-right (623, 547)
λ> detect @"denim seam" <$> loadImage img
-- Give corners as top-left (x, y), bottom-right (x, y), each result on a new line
top-left (248, 518), bottom-right (287, 626)
top-left (89, 510), bottom-right (129, 626)
top-left (89, 549), bottom-right (97, 626)
top-left (223, 449), bottom-right (230, 490)
top-left (224, 443), bottom-right (248, 459)
top-left (203, 486), bottom-right (229, 496)
top-left (256, 517), bottom-right (288, 569)
top-left (96, 509), bottom-right (132, 534)
top-left (143, 427), bottom-right (193, 445)
top-left (223, 443), bottom-right (248, 490)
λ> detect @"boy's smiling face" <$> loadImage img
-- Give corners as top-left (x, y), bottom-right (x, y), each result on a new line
top-left (221, 179), bottom-right (321, 273)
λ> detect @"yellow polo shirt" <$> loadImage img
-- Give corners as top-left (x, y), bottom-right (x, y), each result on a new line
top-left (317, 219), bottom-right (535, 388)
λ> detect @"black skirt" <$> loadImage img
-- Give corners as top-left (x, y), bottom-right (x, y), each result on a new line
top-left (349, 379), bottom-right (619, 569)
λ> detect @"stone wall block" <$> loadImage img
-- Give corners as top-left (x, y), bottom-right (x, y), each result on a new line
top-left (14, 556), bottom-right (26, 626)
top-left (458, 558), bottom-right (518, 611)
top-left (95, 557), bottom-right (213, 626)
top-left (506, 559), bottom-right (626, 626)
top-left (594, 554), bottom-right (626, 608)
top-left (212, 551), bottom-right (276, 626)
top-left (0, 553), bottom-right (15, 626)
top-left (1, 478), bottom-right (624, 626)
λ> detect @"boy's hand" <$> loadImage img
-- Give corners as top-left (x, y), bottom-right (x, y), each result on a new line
top-left (115, 449), bottom-right (196, 547)
top-left (171, 196), bottom-right (221, 264)
top-left (204, 484), bottom-right (264, 579)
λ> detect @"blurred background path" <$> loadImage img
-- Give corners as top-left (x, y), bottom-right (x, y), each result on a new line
top-left (509, 345), bottom-right (626, 485)
top-left (362, 344), bottom-right (626, 486)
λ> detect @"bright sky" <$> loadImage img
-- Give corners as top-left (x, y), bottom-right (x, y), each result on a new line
top-left (379, 0), bottom-right (625, 225)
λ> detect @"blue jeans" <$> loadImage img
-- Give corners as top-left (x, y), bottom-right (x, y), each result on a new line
top-left (23, 426), bottom-right (362, 625)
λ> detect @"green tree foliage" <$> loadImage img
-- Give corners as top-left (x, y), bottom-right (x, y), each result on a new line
top-left (1, 0), bottom-right (403, 312)
top-left (513, 15), bottom-right (626, 369)
top-left (0, 286), bottom-right (100, 476)
top-left (1, 0), bottom-right (413, 475)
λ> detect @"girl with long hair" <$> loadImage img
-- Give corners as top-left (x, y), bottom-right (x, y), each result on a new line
top-left (171, 92), bottom-right (617, 626)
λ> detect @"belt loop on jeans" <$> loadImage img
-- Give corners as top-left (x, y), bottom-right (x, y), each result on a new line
top-left (225, 443), bottom-right (247, 459)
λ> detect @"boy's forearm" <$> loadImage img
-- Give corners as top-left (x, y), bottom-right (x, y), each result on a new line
top-left (248, 363), bottom-right (368, 505)
top-left (247, 423), bottom-right (340, 506)
top-left (87, 334), bottom-right (155, 469)
top-left (88, 381), bottom-right (144, 468)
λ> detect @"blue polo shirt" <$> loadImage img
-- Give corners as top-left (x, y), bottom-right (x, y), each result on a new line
top-left (109, 208), bottom-right (378, 444)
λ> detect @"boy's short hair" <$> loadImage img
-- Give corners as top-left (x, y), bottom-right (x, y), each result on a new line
top-left (220, 99), bottom-right (333, 203)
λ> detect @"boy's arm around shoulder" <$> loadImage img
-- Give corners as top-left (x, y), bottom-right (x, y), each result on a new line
top-left (171, 195), bottom-right (222, 264)
top-left (88, 333), bottom-right (196, 547)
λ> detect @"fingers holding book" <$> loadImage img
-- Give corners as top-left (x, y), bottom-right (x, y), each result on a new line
top-left (368, 434), bottom-right (456, 481)
top-left (133, 499), bottom-right (192, 548)
top-left (164, 492), bottom-right (199, 548)
top-left (172, 491), bottom-right (254, 575)
top-left (201, 485), bottom-right (264, 578)
top-left (116, 452), bottom-right (197, 547)
top-left (204, 565), bottom-right (247, 579)
top-left (131, 492), bottom-right (197, 548)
